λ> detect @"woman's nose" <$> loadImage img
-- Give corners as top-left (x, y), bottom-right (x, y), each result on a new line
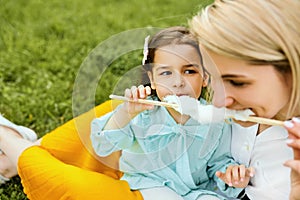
top-left (211, 85), bottom-right (234, 108)
top-left (212, 94), bottom-right (235, 108)
top-left (210, 78), bottom-right (235, 108)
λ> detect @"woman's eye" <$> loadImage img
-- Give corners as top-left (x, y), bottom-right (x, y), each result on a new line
top-left (229, 80), bottom-right (247, 87)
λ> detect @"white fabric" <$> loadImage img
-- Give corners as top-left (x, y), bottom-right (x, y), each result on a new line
top-left (197, 195), bottom-right (221, 200)
top-left (0, 114), bottom-right (37, 141)
top-left (231, 124), bottom-right (293, 200)
top-left (0, 174), bottom-right (10, 184)
top-left (231, 123), bottom-right (258, 165)
top-left (140, 187), bottom-right (184, 200)
top-left (140, 187), bottom-right (222, 200)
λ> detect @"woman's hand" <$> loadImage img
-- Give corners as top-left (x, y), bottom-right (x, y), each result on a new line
top-left (283, 117), bottom-right (300, 200)
top-left (216, 165), bottom-right (255, 188)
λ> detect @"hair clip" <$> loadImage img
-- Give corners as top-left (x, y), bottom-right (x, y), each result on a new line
top-left (142, 35), bottom-right (150, 65)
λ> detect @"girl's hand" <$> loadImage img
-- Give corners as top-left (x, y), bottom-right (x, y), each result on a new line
top-left (216, 165), bottom-right (255, 188)
top-left (123, 85), bottom-right (154, 116)
top-left (283, 117), bottom-right (300, 200)
top-left (104, 85), bottom-right (154, 130)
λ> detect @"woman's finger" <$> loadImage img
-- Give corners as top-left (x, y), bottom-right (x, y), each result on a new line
top-left (284, 160), bottom-right (300, 174)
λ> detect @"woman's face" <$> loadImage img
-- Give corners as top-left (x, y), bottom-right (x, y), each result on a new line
top-left (148, 44), bottom-right (207, 100)
top-left (203, 48), bottom-right (292, 120)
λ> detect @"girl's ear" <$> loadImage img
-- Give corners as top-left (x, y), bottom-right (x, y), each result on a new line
top-left (202, 71), bottom-right (209, 87)
top-left (147, 71), bottom-right (156, 89)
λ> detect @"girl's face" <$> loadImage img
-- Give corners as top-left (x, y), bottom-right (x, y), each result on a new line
top-left (148, 44), bottom-right (207, 100)
top-left (203, 48), bottom-right (292, 120)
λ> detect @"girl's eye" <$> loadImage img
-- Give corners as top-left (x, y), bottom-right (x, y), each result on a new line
top-left (184, 69), bottom-right (197, 74)
top-left (159, 71), bottom-right (172, 76)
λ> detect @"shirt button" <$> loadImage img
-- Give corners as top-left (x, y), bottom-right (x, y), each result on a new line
top-left (244, 143), bottom-right (250, 151)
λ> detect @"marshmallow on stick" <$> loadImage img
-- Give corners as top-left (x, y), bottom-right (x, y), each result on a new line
top-left (163, 95), bottom-right (283, 126)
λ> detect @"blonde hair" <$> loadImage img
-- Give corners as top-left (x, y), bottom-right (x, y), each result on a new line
top-left (190, 0), bottom-right (300, 118)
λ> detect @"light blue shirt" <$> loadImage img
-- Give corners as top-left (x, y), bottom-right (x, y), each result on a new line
top-left (91, 104), bottom-right (243, 199)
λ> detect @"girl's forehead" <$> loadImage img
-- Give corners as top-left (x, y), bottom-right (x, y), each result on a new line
top-left (151, 45), bottom-right (201, 71)
top-left (155, 44), bottom-right (200, 58)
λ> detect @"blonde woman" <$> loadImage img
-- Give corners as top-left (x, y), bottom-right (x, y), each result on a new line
top-left (190, 0), bottom-right (299, 199)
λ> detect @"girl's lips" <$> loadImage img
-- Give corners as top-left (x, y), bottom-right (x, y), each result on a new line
top-left (165, 94), bottom-right (188, 97)
top-left (176, 94), bottom-right (188, 97)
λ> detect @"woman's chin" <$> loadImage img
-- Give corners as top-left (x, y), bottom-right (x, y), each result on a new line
top-left (233, 120), bottom-right (257, 127)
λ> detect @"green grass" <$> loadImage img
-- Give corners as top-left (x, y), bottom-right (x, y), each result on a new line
top-left (0, 0), bottom-right (212, 198)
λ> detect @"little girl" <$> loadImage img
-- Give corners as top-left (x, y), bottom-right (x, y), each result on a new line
top-left (91, 26), bottom-right (253, 200)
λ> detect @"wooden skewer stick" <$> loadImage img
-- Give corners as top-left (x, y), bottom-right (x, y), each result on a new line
top-left (245, 116), bottom-right (284, 126)
top-left (109, 94), bottom-right (179, 109)
top-left (228, 115), bottom-right (284, 126)
top-left (110, 94), bottom-right (285, 126)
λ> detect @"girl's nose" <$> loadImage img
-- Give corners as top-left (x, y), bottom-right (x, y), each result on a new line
top-left (173, 73), bottom-right (185, 87)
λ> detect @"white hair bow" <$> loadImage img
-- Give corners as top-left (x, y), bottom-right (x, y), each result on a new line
top-left (142, 35), bottom-right (150, 65)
